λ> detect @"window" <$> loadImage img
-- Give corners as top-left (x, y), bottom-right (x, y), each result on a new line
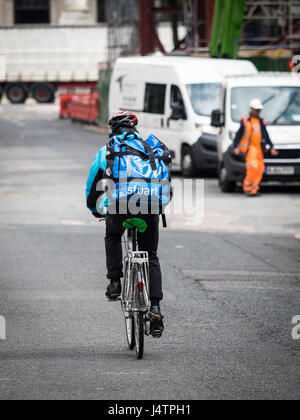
top-left (171, 85), bottom-right (187, 119)
top-left (231, 86), bottom-right (300, 126)
top-left (144, 83), bottom-right (166, 114)
top-left (97, 0), bottom-right (106, 23)
top-left (186, 83), bottom-right (222, 117)
top-left (171, 85), bottom-right (186, 108)
top-left (14, 0), bottom-right (50, 24)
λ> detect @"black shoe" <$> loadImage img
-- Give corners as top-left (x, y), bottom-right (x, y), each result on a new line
top-left (246, 191), bottom-right (260, 197)
top-left (149, 305), bottom-right (164, 338)
top-left (106, 280), bottom-right (121, 300)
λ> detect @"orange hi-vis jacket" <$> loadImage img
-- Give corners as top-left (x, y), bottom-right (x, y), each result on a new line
top-left (234, 115), bottom-right (274, 195)
top-left (234, 115), bottom-right (273, 153)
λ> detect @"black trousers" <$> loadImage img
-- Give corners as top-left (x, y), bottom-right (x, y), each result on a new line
top-left (105, 214), bottom-right (163, 301)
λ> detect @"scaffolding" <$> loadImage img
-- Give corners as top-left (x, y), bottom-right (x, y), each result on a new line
top-left (98, 0), bottom-right (139, 125)
top-left (243, 0), bottom-right (300, 48)
top-left (106, 0), bottom-right (139, 62)
top-left (183, 0), bottom-right (300, 52)
top-left (183, 0), bottom-right (215, 49)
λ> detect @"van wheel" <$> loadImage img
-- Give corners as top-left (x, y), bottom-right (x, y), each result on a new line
top-left (181, 146), bottom-right (196, 177)
top-left (219, 165), bottom-right (236, 193)
top-left (32, 83), bottom-right (55, 103)
top-left (6, 84), bottom-right (28, 104)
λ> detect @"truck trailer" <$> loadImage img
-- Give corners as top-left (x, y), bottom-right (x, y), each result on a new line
top-left (0, 25), bottom-right (107, 103)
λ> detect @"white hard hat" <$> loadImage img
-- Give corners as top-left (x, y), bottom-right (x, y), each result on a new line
top-left (250, 98), bottom-right (263, 110)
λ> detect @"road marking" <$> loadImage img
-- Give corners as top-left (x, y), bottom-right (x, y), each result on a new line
top-left (1, 291), bottom-right (104, 300)
top-left (11, 119), bottom-right (26, 128)
top-left (60, 220), bottom-right (86, 226)
top-left (100, 372), bottom-right (151, 375)
top-left (198, 280), bottom-right (300, 292)
top-left (183, 269), bottom-right (300, 279)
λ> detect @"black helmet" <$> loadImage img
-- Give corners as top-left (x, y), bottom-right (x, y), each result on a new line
top-left (108, 111), bottom-right (138, 132)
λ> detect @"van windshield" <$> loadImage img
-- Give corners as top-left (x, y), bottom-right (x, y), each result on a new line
top-left (186, 83), bottom-right (222, 117)
top-left (231, 86), bottom-right (300, 125)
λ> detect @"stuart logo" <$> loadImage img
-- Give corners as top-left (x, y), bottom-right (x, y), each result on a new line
top-left (128, 186), bottom-right (159, 196)
top-left (0, 316), bottom-right (6, 340)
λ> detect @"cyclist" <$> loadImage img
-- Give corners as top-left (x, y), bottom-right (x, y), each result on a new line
top-left (86, 111), bottom-right (167, 337)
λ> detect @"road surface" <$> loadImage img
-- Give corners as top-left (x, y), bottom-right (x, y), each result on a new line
top-left (0, 104), bottom-right (299, 400)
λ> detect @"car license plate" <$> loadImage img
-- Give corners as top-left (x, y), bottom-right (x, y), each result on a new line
top-left (266, 166), bottom-right (295, 176)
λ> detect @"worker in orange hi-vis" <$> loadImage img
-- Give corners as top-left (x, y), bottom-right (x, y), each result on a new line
top-left (233, 99), bottom-right (279, 197)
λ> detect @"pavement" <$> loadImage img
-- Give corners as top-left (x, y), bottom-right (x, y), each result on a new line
top-left (0, 104), bottom-right (299, 400)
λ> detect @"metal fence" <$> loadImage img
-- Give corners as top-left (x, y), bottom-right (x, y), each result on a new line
top-left (106, 0), bottom-right (139, 62)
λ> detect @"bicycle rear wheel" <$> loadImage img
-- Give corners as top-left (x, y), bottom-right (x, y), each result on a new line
top-left (125, 314), bottom-right (135, 350)
top-left (134, 312), bottom-right (144, 360)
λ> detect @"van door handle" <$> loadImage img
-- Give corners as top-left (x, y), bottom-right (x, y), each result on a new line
top-left (161, 118), bottom-right (164, 128)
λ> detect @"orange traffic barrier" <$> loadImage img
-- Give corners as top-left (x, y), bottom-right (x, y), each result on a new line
top-left (59, 93), bottom-right (73, 118)
top-left (69, 93), bottom-right (99, 124)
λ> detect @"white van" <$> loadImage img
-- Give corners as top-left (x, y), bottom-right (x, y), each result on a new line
top-left (109, 56), bottom-right (257, 176)
top-left (211, 73), bottom-right (300, 191)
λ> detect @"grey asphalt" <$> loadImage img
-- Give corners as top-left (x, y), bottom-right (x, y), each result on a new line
top-left (0, 104), bottom-right (299, 400)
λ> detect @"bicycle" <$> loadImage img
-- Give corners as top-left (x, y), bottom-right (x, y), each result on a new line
top-left (121, 218), bottom-right (152, 360)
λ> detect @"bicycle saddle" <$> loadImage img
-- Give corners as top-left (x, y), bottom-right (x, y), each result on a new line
top-left (123, 218), bottom-right (148, 233)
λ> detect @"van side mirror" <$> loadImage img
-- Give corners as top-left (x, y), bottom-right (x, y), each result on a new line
top-left (211, 109), bottom-right (225, 127)
top-left (170, 102), bottom-right (186, 120)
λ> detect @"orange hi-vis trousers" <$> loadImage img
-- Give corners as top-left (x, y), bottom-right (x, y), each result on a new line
top-left (244, 146), bottom-right (265, 195)
top-left (239, 116), bottom-right (265, 195)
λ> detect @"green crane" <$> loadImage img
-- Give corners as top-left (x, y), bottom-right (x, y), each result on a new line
top-left (210, 0), bottom-right (247, 59)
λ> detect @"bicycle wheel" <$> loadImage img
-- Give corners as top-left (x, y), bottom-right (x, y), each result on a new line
top-left (134, 312), bottom-right (144, 360)
top-left (125, 314), bottom-right (135, 350)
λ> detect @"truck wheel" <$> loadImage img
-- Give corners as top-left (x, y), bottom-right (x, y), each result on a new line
top-left (6, 84), bottom-right (28, 104)
top-left (32, 83), bottom-right (55, 103)
top-left (219, 165), bottom-right (236, 193)
top-left (181, 145), bottom-right (196, 177)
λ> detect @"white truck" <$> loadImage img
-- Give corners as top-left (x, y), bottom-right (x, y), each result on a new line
top-left (109, 56), bottom-right (257, 176)
top-left (0, 26), bottom-right (107, 103)
top-left (211, 72), bottom-right (300, 191)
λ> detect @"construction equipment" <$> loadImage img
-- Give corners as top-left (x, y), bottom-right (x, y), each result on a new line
top-left (210, 0), bottom-right (300, 60)
top-left (210, 0), bottom-right (247, 59)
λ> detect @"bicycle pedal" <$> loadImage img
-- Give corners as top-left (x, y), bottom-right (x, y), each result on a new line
top-left (139, 306), bottom-right (148, 314)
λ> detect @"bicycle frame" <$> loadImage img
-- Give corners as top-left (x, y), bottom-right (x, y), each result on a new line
top-left (121, 228), bottom-right (151, 316)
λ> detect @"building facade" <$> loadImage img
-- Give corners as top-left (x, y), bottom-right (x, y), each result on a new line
top-left (0, 0), bottom-right (106, 26)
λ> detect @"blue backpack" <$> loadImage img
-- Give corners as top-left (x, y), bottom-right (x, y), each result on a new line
top-left (103, 131), bottom-right (172, 215)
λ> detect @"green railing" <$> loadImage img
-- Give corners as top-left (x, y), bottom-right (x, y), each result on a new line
top-left (98, 64), bottom-right (112, 126)
top-left (239, 56), bottom-right (291, 72)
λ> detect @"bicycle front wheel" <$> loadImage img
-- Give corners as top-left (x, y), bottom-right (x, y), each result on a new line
top-left (134, 312), bottom-right (144, 360)
top-left (125, 314), bottom-right (135, 350)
